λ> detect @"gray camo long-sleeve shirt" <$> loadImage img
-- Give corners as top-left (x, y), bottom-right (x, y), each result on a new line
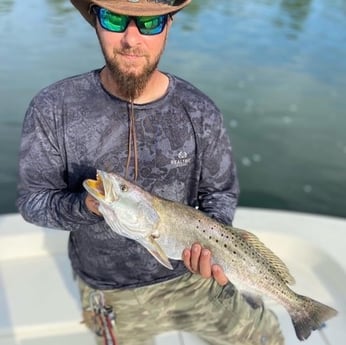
top-left (16, 69), bottom-right (239, 289)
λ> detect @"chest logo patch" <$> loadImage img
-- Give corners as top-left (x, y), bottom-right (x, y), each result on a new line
top-left (171, 151), bottom-right (191, 166)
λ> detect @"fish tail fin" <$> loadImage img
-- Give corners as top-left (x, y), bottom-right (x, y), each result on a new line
top-left (290, 295), bottom-right (338, 341)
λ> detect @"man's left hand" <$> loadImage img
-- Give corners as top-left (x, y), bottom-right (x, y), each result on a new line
top-left (182, 243), bottom-right (229, 286)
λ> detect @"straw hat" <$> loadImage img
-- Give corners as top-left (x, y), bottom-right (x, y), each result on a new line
top-left (71, 0), bottom-right (192, 26)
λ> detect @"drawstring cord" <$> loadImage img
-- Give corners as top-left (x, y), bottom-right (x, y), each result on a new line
top-left (125, 101), bottom-right (139, 181)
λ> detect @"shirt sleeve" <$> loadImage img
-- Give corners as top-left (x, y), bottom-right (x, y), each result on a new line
top-left (197, 109), bottom-right (240, 226)
top-left (16, 96), bottom-right (103, 231)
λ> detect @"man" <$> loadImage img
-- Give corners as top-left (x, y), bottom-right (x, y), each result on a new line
top-left (16, 0), bottom-right (284, 344)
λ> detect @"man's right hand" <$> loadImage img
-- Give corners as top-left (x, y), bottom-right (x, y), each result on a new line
top-left (85, 193), bottom-right (102, 216)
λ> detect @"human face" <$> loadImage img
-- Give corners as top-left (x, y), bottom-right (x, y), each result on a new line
top-left (95, 8), bottom-right (171, 100)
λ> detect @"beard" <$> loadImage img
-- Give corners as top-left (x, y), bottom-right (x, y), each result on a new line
top-left (103, 46), bottom-right (163, 101)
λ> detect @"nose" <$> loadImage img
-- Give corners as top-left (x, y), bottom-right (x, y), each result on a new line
top-left (121, 19), bottom-right (142, 46)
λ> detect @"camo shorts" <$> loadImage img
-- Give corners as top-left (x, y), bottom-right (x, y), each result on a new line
top-left (78, 273), bottom-right (284, 345)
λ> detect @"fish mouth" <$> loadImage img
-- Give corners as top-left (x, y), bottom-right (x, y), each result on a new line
top-left (83, 172), bottom-right (106, 202)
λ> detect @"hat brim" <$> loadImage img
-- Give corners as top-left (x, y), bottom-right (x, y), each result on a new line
top-left (71, 0), bottom-right (192, 26)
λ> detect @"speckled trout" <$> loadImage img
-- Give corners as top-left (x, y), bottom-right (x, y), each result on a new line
top-left (83, 170), bottom-right (337, 341)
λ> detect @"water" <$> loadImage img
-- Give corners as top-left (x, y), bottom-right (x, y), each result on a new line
top-left (1, 0), bottom-right (345, 218)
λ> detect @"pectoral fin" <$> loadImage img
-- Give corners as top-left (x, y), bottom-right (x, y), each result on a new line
top-left (139, 236), bottom-right (173, 270)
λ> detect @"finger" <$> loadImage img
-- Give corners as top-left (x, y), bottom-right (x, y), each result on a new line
top-left (198, 248), bottom-right (212, 278)
top-left (182, 248), bottom-right (193, 272)
top-left (211, 264), bottom-right (229, 286)
top-left (85, 194), bottom-right (101, 215)
top-left (190, 243), bottom-right (202, 272)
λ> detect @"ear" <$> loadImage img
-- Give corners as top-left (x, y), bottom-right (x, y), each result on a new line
top-left (95, 18), bottom-right (101, 32)
top-left (167, 14), bottom-right (174, 30)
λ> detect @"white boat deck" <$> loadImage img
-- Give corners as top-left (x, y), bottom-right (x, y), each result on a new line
top-left (0, 207), bottom-right (345, 345)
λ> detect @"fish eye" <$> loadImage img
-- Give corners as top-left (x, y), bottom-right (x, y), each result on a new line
top-left (120, 184), bottom-right (128, 192)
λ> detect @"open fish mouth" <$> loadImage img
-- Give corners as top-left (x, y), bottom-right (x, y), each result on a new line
top-left (83, 170), bottom-right (123, 204)
top-left (83, 172), bottom-right (107, 202)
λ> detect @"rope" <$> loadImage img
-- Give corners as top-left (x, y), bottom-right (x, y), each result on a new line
top-left (125, 101), bottom-right (139, 181)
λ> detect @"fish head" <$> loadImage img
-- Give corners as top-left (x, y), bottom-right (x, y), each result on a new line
top-left (83, 170), bottom-right (173, 269)
top-left (83, 170), bottom-right (159, 237)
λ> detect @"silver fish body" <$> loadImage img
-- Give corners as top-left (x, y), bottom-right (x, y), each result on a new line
top-left (83, 170), bottom-right (338, 341)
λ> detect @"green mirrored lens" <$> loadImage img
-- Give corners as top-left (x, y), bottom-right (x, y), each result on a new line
top-left (137, 16), bottom-right (165, 35)
top-left (99, 8), bottom-right (128, 32)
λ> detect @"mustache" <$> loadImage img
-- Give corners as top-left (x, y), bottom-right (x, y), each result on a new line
top-left (115, 48), bottom-right (147, 56)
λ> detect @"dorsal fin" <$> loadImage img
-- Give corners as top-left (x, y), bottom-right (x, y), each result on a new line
top-left (233, 227), bottom-right (295, 285)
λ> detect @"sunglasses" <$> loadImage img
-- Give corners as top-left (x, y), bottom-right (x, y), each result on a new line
top-left (93, 6), bottom-right (169, 36)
